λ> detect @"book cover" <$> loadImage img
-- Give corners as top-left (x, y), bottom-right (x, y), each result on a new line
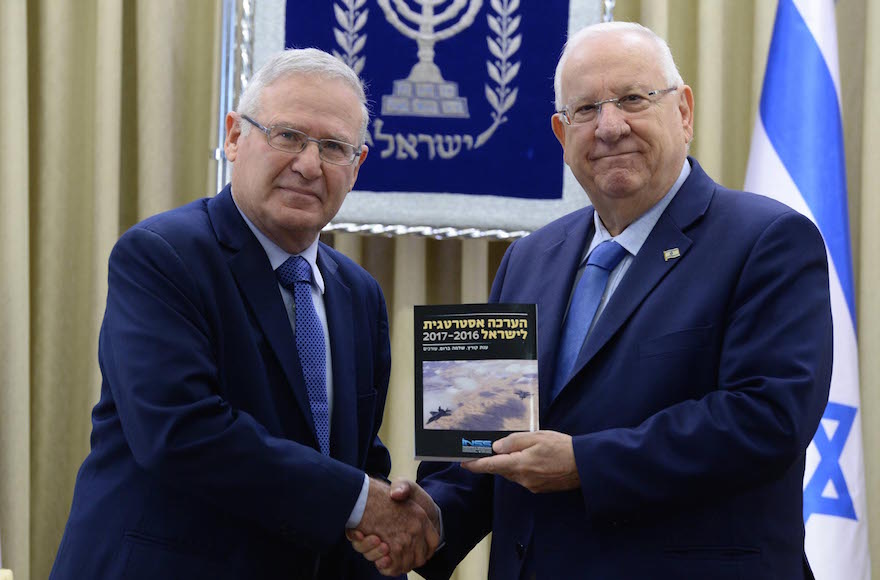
top-left (414, 303), bottom-right (539, 461)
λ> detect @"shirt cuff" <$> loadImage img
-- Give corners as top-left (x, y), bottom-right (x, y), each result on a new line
top-left (345, 473), bottom-right (370, 528)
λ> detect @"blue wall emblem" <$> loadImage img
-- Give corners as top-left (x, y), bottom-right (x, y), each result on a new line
top-left (287, 0), bottom-right (570, 199)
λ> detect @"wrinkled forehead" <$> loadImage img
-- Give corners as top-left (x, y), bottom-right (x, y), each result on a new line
top-left (262, 74), bottom-right (364, 122)
top-left (262, 72), bottom-right (361, 106)
top-left (561, 32), bottom-right (666, 100)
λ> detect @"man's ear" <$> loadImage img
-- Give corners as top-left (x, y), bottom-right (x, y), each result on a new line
top-left (224, 112), bottom-right (241, 162)
top-left (349, 145), bottom-right (369, 189)
top-left (678, 85), bottom-right (695, 144)
top-left (551, 113), bottom-right (567, 149)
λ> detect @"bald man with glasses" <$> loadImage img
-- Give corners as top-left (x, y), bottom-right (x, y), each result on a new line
top-left (353, 21), bottom-right (832, 580)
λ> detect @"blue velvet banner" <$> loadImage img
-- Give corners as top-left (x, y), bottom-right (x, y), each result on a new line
top-left (286, 0), bottom-right (570, 200)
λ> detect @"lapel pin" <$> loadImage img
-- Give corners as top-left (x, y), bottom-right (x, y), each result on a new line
top-left (663, 248), bottom-right (681, 261)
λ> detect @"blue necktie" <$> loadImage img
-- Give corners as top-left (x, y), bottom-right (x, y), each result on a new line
top-left (277, 256), bottom-right (330, 455)
top-left (552, 240), bottom-right (629, 400)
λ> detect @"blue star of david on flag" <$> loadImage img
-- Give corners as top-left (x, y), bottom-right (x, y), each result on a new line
top-left (803, 402), bottom-right (857, 523)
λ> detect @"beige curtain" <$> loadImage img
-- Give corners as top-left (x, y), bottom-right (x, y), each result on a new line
top-left (0, 1), bottom-right (218, 578)
top-left (1, 1), bottom-right (877, 579)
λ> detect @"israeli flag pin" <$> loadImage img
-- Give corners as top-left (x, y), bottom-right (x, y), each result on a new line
top-left (663, 248), bottom-right (681, 261)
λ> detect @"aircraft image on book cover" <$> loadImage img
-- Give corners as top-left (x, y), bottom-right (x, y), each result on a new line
top-left (422, 359), bottom-right (538, 431)
top-left (426, 406), bottom-right (452, 424)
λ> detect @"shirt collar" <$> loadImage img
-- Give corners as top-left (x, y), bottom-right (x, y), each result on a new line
top-left (588, 158), bottom-right (691, 262)
top-left (233, 198), bottom-right (325, 294)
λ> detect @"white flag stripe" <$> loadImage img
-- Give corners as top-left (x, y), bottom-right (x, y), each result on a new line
top-left (744, 118), bottom-right (816, 221)
top-left (792, 0), bottom-right (842, 100)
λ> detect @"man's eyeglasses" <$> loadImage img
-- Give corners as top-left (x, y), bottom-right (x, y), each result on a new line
top-left (241, 115), bottom-right (362, 166)
top-left (557, 87), bottom-right (679, 125)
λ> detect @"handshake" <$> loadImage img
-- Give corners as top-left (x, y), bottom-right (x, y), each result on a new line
top-left (347, 478), bottom-right (441, 577)
top-left (346, 431), bottom-right (578, 576)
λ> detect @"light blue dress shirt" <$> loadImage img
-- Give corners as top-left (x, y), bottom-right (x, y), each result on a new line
top-left (575, 158), bottom-right (692, 336)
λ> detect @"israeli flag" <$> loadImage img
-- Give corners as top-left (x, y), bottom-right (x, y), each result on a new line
top-left (744, 1), bottom-right (871, 578)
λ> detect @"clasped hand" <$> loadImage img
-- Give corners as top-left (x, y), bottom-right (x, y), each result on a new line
top-left (348, 478), bottom-right (441, 576)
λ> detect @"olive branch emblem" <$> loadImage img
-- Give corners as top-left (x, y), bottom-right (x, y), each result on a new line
top-left (476, 0), bottom-right (521, 147)
top-left (332, 0), bottom-right (369, 75)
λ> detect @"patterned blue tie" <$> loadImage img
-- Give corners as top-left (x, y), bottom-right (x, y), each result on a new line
top-left (277, 256), bottom-right (330, 455)
top-left (551, 240), bottom-right (629, 400)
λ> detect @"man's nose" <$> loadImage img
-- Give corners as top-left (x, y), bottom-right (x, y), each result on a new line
top-left (594, 103), bottom-right (630, 141)
top-left (290, 140), bottom-right (322, 179)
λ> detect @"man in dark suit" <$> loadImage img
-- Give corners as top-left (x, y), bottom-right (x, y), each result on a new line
top-left (352, 21), bottom-right (832, 580)
top-left (50, 48), bottom-right (439, 579)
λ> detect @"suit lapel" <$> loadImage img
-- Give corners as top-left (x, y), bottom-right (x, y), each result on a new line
top-left (558, 159), bottom-right (716, 399)
top-left (571, 212), bottom-right (693, 376)
top-left (210, 187), bottom-right (318, 444)
top-left (319, 247), bottom-right (358, 465)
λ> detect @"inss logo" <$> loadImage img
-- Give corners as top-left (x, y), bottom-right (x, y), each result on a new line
top-left (461, 439), bottom-right (493, 455)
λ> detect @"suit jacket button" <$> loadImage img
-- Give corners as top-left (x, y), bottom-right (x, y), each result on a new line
top-left (515, 542), bottom-right (525, 558)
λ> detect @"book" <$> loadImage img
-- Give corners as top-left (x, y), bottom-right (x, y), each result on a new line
top-left (414, 303), bottom-right (539, 461)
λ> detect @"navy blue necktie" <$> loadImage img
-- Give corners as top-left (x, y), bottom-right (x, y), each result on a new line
top-left (277, 256), bottom-right (330, 455)
top-left (552, 240), bottom-right (629, 400)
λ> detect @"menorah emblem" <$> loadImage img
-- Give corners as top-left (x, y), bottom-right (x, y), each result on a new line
top-left (377, 0), bottom-right (483, 118)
